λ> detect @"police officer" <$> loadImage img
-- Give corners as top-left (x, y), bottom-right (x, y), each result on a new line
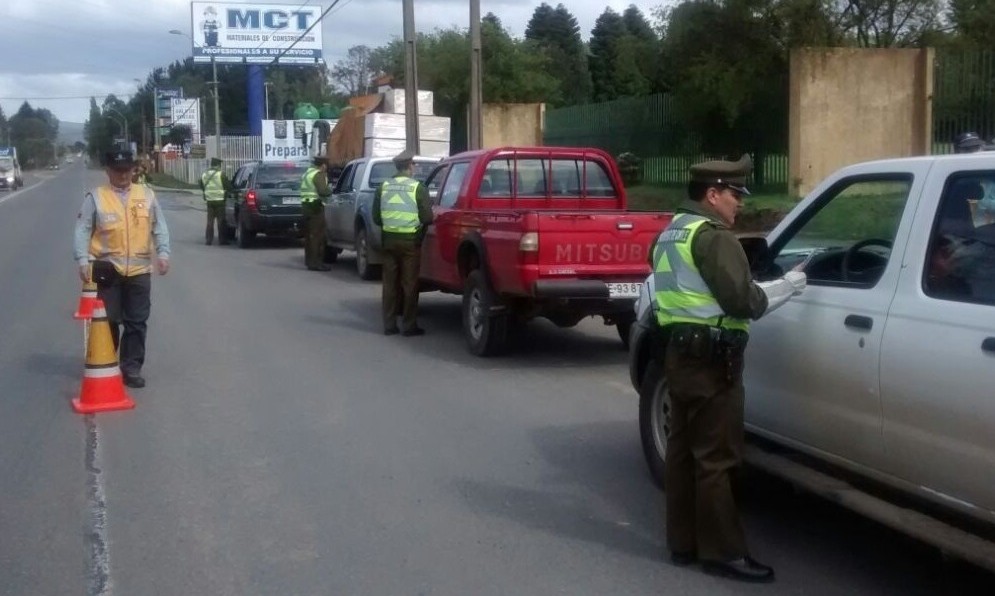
top-left (200, 157), bottom-right (230, 246)
top-left (372, 150), bottom-right (433, 336)
top-left (652, 154), bottom-right (806, 583)
top-left (953, 132), bottom-right (987, 154)
top-left (73, 151), bottom-right (171, 389)
top-left (300, 156), bottom-right (333, 271)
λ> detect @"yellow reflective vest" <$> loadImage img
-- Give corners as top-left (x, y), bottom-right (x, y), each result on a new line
top-left (379, 176), bottom-right (420, 234)
top-left (201, 168), bottom-right (225, 201)
top-left (652, 213), bottom-right (749, 332)
top-left (89, 185), bottom-right (155, 276)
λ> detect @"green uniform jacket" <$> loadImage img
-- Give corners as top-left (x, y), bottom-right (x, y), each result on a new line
top-left (651, 200), bottom-right (768, 320)
top-left (311, 170), bottom-right (333, 199)
top-left (372, 173), bottom-right (434, 242)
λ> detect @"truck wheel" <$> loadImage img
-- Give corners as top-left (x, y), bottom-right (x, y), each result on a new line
top-left (355, 228), bottom-right (381, 280)
top-left (638, 358), bottom-right (670, 490)
top-left (616, 317), bottom-right (635, 349)
top-left (463, 269), bottom-right (509, 357)
top-left (237, 214), bottom-right (255, 248)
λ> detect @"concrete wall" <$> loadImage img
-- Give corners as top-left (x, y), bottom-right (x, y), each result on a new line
top-left (482, 103), bottom-right (545, 148)
top-left (789, 48), bottom-right (933, 197)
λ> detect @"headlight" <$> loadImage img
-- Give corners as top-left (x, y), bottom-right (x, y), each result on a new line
top-left (5, 176), bottom-right (13, 183)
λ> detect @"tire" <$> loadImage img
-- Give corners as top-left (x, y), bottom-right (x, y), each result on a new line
top-left (616, 317), bottom-right (635, 349)
top-left (237, 213), bottom-right (255, 249)
top-left (638, 358), bottom-right (670, 490)
top-left (462, 269), bottom-right (509, 357)
top-left (355, 227), bottom-right (381, 280)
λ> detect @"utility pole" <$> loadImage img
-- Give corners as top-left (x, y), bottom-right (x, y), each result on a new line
top-left (153, 85), bottom-right (160, 152)
top-left (402, 0), bottom-right (420, 154)
top-left (469, 0), bottom-right (482, 150)
top-left (211, 56), bottom-right (222, 160)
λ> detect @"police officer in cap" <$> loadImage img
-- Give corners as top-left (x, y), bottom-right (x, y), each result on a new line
top-left (200, 157), bottom-right (231, 245)
top-left (651, 154), bottom-right (806, 583)
top-left (372, 149), bottom-right (433, 335)
top-left (953, 132), bottom-right (987, 154)
top-left (300, 155), bottom-right (333, 270)
top-left (73, 150), bottom-right (171, 388)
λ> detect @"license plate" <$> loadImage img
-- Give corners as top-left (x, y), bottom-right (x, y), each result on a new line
top-left (282, 196), bottom-right (301, 205)
top-left (608, 282), bottom-right (642, 299)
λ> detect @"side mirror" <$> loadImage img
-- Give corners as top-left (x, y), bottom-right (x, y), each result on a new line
top-left (738, 234), bottom-right (769, 271)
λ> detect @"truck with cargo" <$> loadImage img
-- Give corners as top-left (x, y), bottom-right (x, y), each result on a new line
top-left (418, 147), bottom-right (671, 356)
top-left (629, 152), bottom-right (995, 572)
top-left (0, 147), bottom-right (24, 190)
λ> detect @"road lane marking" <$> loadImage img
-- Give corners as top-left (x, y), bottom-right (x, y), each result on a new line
top-left (84, 416), bottom-right (113, 596)
top-left (0, 179), bottom-right (49, 206)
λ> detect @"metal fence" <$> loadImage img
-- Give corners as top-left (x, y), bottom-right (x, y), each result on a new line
top-left (157, 135), bottom-right (262, 184)
top-left (543, 94), bottom-right (788, 188)
top-left (932, 49), bottom-right (995, 154)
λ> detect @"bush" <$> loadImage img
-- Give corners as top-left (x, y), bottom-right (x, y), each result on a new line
top-left (617, 152), bottom-right (642, 187)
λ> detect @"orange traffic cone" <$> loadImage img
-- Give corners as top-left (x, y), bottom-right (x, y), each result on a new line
top-left (72, 300), bottom-right (135, 414)
top-left (73, 274), bottom-right (99, 320)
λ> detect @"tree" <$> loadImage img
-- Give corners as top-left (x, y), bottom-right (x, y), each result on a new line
top-left (166, 125), bottom-right (193, 147)
top-left (525, 3), bottom-right (593, 105)
top-left (589, 8), bottom-right (628, 101)
top-left (331, 45), bottom-right (375, 96)
top-left (84, 97), bottom-right (106, 160)
top-left (949, 0), bottom-right (995, 45)
top-left (9, 102), bottom-right (58, 168)
top-left (836, 0), bottom-right (945, 47)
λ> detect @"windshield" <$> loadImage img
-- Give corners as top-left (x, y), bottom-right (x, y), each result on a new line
top-left (368, 161), bottom-right (437, 189)
top-left (256, 164), bottom-right (308, 190)
top-left (0, 157), bottom-right (13, 171)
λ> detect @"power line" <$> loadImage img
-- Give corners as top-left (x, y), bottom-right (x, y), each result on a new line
top-left (267, 0), bottom-right (344, 66)
top-left (0, 94), bottom-right (136, 100)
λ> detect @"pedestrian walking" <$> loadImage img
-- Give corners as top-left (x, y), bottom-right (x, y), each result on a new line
top-left (300, 156), bottom-right (333, 270)
top-left (651, 154), bottom-right (806, 583)
top-left (200, 157), bottom-right (230, 245)
top-left (373, 150), bottom-right (433, 336)
top-left (73, 150), bottom-right (171, 389)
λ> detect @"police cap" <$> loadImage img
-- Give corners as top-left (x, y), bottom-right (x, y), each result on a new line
top-left (210, 157), bottom-right (223, 167)
top-left (312, 155), bottom-right (329, 166)
top-left (393, 149), bottom-right (415, 168)
top-left (954, 132), bottom-right (985, 153)
top-left (104, 150), bottom-right (137, 170)
top-left (689, 153), bottom-right (753, 195)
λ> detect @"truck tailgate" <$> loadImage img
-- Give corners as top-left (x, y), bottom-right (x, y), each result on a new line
top-left (535, 211), bottom-right (671, 281)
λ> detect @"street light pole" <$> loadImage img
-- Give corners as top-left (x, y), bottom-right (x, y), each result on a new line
top-left (105, 109), bottom-right (128, 149)
top-left (170, 29), bottom-right (221, 159)
top-left (264, 81), bottom-right (272, 120)
top-left (134, 78), bottom-right (149, 154)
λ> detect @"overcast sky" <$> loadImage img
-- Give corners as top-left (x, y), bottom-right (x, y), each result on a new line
top-left (0, 0), bottom-right (663, 125)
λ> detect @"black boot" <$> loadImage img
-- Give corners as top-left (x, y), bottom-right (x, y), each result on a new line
top-left (702, 556), bottom-right (775, 583)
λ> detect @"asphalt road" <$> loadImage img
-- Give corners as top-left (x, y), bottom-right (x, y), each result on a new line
top-left (0, 163), bottom-right (992, 595)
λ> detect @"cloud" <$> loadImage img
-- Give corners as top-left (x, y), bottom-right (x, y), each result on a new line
top-left (0, 0), bottom-right (662, 124)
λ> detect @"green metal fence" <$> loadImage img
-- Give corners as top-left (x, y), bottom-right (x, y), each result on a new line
top-left (543, 93), bottom-right (788, 188)
top-left (932, 49), bottom-right (995, 154)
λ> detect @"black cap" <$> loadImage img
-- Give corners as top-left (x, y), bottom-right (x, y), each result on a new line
top-left (104, 150), bottom-right (136, 170)
top-left (312, 155), bottom-right (329, 166)
top-left (689, 154), bottom-right (753, 195)
top-left (210, 157), bottom-right (223, 167)
top-left (954, 132), bottom-right (985, 153)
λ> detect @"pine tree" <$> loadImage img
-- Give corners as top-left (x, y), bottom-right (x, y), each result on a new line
top-left (589, 8), bottom-right (628, 101)
top-left (525, 3), bottom-right (592, 105)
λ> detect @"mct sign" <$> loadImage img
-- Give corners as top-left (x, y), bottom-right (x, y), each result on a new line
top-left (189, 2), bottom-right (324, 65)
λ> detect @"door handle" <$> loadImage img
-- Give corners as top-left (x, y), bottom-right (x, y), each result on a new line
top-left (844, 314), bottom-right (873, 331)
top-left (983, 337), bottom-right (995, 354)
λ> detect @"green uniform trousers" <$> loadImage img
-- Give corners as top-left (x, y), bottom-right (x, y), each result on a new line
top-left (381, 235), bottom-right (421, 332)
top-left (205, 201), bottom-right (227, 245)
top-left (302, 201), bottom-right (326, 269)
top-left (663, 340), bottom-right (748, 562)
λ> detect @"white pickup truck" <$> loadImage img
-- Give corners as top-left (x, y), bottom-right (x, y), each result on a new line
top-left (629, 153), bottom-right (995, 564)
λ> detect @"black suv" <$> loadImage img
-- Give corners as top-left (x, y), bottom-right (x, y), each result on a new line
top-left (225, 161), bottom-right (311, 248)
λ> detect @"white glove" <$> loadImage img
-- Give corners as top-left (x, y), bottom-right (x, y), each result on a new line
top-left (784, 270), bottom-right (807, 295)
top-left (757, 278), bottom-right (794, 316)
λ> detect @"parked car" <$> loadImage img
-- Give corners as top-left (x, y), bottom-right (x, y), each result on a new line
top-left (630, 152), bottom-right (995, 535)
top-left (324, 155), bottom-right (441, 277)
top-left (225, 160), bottom-right (311, 248)
top-left (418, 146), bottom-right (672, 356)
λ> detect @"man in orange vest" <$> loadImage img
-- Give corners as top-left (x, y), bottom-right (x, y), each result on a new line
top-left (73, 150), bottom-right (171, 388)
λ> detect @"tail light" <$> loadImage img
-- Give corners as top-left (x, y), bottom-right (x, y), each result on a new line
top-left (246, 189), bottom-right (258, 211)
top-left (519, 232), bottom-right (539, 265)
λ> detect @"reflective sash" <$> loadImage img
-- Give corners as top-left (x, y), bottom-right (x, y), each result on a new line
top-left (653, 213), bottom-right (749, 332)
top-left (201, 168), bottom-right (224, 201)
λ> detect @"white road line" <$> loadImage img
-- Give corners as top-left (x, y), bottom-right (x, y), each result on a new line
top-left (0, 178), bottom-right (50, 206)
top-left (84, 416), bottom-right (113, 596)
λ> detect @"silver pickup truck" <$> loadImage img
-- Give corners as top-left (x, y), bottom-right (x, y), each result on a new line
top-left (324, 156), bottom-right (441, 279)
top-left (630, 153), bottom-right (995, 562)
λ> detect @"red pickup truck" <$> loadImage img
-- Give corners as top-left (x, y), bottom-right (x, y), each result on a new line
top-left (418, 147), bottom-right (672, 356)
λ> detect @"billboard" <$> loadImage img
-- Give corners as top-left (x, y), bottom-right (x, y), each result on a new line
top-left (170, 99), bottom-right (201, 138)
top-left (190, 2), bottom-right (324, 65)
top-left (261, 119), bottom-right (336, 162)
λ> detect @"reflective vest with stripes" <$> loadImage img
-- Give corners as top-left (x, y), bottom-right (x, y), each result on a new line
top-left (652, 213), bottom-right (750, 332)
top-left (300, 167), bottom-right (320, 203)
top-left (379, 176), bottom-right (420, 234)
top-left (88, 185), bottom-right (155, 277)
top-left (201, 168), bottom-right (224, 201)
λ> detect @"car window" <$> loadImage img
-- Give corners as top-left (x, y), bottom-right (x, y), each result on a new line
top-left (334, 163), bottom-right (356, 193)
top-left (767, 175), bottom-right (913, 287)
top-left (439, 162), bottom-right (470, 208)
top-left (232, 167), bottom-right (247, 188)
top-left (924, 171), bottom-right (995, 305)
top-left (424, 165), bottom-right (450, 201)
top-left (256, 163), bottom-right (308, 190)
top-left (479, 157), bottom-right (616, 198)
top-left (369, 162), bottom-right (395, 189)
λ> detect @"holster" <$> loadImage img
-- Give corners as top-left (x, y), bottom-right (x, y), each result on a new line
top-left (667, 323), bottom-right (748, 362)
